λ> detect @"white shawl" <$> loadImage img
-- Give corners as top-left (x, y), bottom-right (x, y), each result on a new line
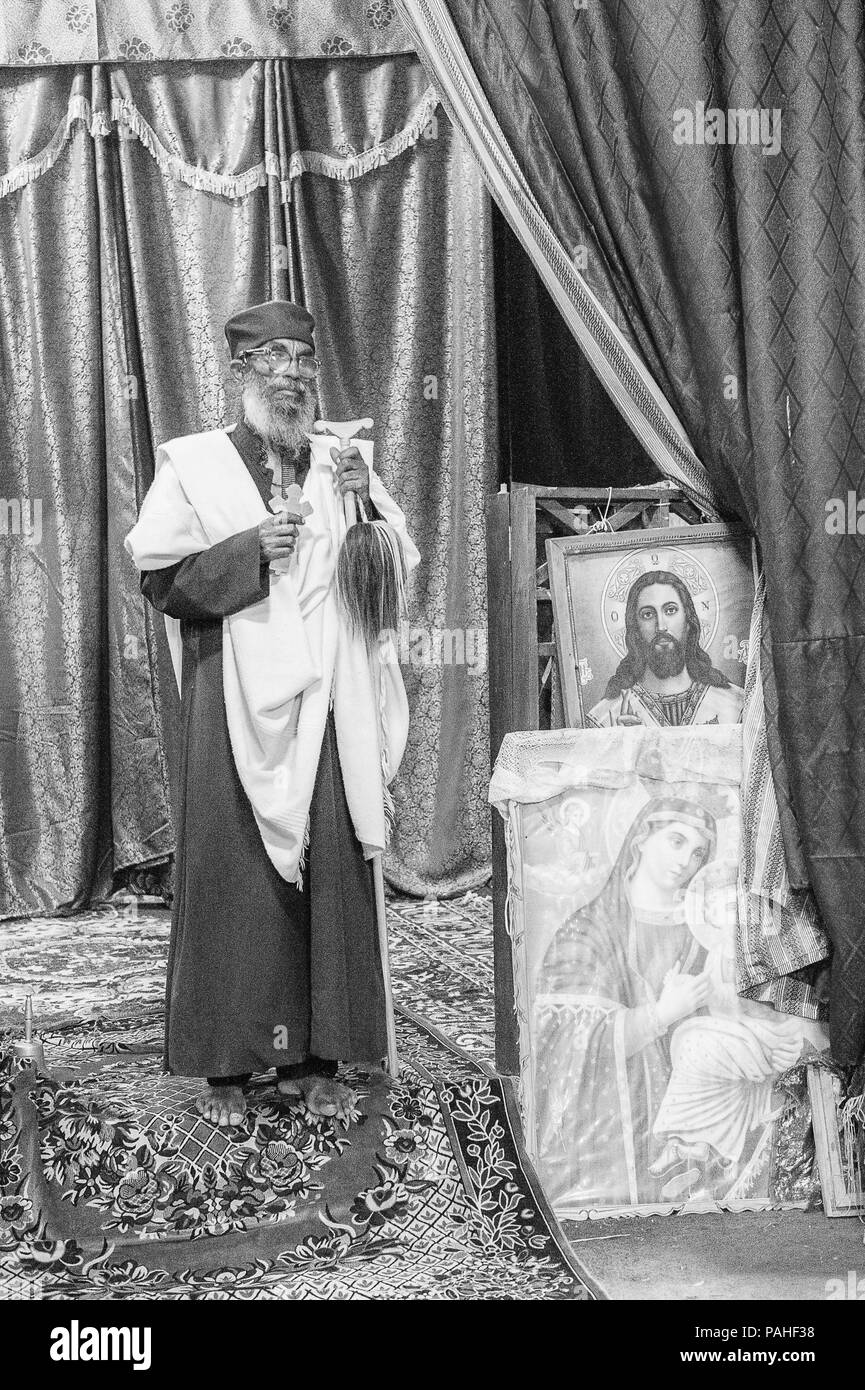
top-left (124, 426), bottom-right (420, 886)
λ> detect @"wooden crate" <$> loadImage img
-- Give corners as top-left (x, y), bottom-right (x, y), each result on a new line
top-left (486, 482), bottom-right (696, 1073)
top-left (807, 1067), bottom-right (865, 1216)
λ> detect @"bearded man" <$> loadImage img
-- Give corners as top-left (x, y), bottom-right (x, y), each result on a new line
top-left (125, 299), bottom-right (419, 1126)
top-left (588, 570), bottom-right (744, 728)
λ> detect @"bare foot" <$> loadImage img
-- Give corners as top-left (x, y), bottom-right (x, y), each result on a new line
top-left (276, 1076), bottom-right (303, 1100)
top-left (196, 1084), bottom-right (246, 1128)
top-left (300, 1075), bottom-right (356, 1122)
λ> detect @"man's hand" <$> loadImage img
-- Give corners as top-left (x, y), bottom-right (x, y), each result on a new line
top-left (656, 964), bottom-right (709, 1029)
top-left (330, 445), bottom-right (370, 505)
top-left (259, 512), bottom-right (305, 564)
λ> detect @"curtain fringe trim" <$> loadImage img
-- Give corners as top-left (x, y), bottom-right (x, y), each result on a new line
top-left (0, 93), bottom-right (92, 198)
top-left (285, 85), bottom-right (439, 198)
top-left (109, 97), bottom-right (269, 198)
top-left (0, 85), bottom-right (440, 202)
top-left (379, 655), bottom-right (395, 848)
top-left (294, 813), bottom-right (311, 892)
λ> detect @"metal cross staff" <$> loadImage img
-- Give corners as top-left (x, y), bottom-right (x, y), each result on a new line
top-left (314, 417), bottom-right (400, 1080)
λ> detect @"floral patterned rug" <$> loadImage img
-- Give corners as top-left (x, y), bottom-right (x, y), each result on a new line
top-left (0, 891), bottom-right (497, 1066)
top-left (0, 894), bottom-right (600, 1300)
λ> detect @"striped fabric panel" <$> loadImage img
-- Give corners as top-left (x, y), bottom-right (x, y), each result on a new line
top-left (738, 575), bottom-right (830, 1019)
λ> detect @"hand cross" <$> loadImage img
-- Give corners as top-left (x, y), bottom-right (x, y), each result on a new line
top-left (268, 482), bottom-right (313, 520)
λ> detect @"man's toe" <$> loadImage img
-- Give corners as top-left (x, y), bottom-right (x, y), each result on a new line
top-left (304, 1079), bottom-right (356, 1120)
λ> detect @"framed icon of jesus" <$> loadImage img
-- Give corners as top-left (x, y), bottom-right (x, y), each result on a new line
top-left (546, 523), bottom-right (756, 729)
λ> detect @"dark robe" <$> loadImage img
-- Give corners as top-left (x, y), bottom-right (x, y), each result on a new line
top-left (140, 421), bottom-right (386, 1077)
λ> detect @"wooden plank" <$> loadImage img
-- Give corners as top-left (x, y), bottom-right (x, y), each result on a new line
top-left (485, 489), bottom-right (512, 765)
top-left (808, 1066), bottom-right (865, 1216)
top-left (510, 485), bottom-right (539, 733)
top-left (536, 499), bottom-right (590, 533)
top-left (605, 500), bottom-right (647, 532)
top-left (486, 487), bottom-right (520, 1076)
top-left (531, 485), bottom-right (684, 502)
top-left (497, 485), bottom-right (536, 1073)
top-left (547, 538), bottom-right (583, 726)
top-left (550, 648), bottom-right (565, 728)
top-left (647, 499), bottom-right (671, 528)
top-left (491, 813), bottom-right (516, 1075)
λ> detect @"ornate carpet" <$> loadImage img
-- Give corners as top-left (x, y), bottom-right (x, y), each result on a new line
top-left (0, 892), bottom-right (497, 1063)
top-left (0, 893), bottom-right (600, 1300)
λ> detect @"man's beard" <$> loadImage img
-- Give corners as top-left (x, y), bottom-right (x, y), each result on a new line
top-left (242, 374), bottom-right (317, 451)
top-left (642, 632), bottom-right (687, 680)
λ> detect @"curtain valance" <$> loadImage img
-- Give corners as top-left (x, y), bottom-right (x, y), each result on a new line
top-left (0, 1), bottom-right (412, 66)
top-left (0, 60), bottom-right (438, 201)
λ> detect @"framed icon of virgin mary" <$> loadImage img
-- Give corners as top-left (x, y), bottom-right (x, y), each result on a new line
top-left (546, 523), bottom-right (756, 728)
top-left (489, 725), bottom-right (827, 1219)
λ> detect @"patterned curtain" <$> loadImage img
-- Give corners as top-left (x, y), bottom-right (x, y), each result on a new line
top-left (403, 0), bottom-right (865, 1063)
top-left (0, 55), bottom-right (497, 918)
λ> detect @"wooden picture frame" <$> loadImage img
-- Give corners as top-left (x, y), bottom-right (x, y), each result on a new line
top-left (807, 1066), bottom-right (865, 1216)
top-left (546, 523), bottom-right (756, 728)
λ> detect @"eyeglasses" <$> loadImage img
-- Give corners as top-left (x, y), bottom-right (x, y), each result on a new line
top-left (240, 346), bottom-right (320, 378)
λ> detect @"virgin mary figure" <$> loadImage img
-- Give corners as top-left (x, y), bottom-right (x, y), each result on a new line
top-left (533, 796), bottom-right (717, 1208)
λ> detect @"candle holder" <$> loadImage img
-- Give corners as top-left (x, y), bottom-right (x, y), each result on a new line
top-left (12, 995), bottom-right (46, 1070)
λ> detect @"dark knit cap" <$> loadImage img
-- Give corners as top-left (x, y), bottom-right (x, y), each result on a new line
top-left (225, 299), bottom-right (315, 358)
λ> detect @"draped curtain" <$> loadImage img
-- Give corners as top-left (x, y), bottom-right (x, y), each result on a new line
top-left (0, 54), bottom-right (497, 918)
top-left (401, 0), bottom-right (865, 1061)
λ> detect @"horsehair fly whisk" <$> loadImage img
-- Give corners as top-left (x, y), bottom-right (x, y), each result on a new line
top-left (314, 417), bottom-right (408, 652)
